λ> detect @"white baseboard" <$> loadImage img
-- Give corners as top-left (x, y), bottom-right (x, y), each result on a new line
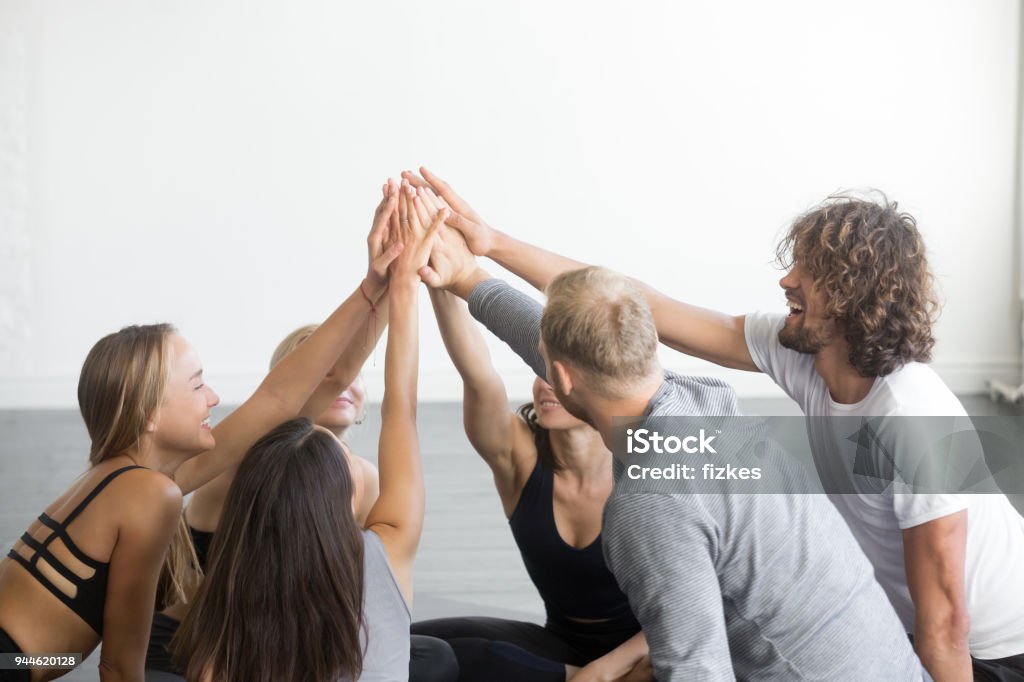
top-left (1, 360), bottom-right (1019, 410)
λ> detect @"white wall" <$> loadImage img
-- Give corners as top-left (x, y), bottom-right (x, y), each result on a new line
top-left (0, 0), bottom-right (1020, 409)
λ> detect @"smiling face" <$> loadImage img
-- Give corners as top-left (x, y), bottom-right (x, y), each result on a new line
top-left (150, 333), bottom-right (220, 458)
top-left (316, 374), bottom-right (366, 434)
top-left (532, 376), bottom-right (588, 431)
top-left (778, 262), bottom-right (837, 355)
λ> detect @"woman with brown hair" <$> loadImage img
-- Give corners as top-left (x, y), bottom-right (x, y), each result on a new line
top-left (0, 184), bottom-right (404, 682)
top-left (408, 185), bottom-right (651, 682)
top-left (146, 321), bottom-right (384, 675)
top-left (172, 182), bottom-right (447, 681)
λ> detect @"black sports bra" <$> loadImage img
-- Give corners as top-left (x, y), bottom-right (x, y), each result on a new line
top-left (7, 465), bottom-right (145, 635)
top-left (508, 431), bottom-right (638, 626)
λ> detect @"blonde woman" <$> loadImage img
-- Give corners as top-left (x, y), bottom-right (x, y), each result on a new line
top-left (0, 184), bottom-right (403, 682)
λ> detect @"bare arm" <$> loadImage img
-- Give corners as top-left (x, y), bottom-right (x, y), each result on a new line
top-left (297, 181), bottom-right (398, 420)
top-left (429, 287), bottom-right (531, 510)
top-left (403, 167), bottom-right (757, 371)
top-left (638, 286), bottom-right (756, 371)
top-left (98, 472), bottom-right (183, 682)
top-left (173, 188), bottom-right (402, 496)
top-left (903, 511), bottom-right (972, 682)
top-left (352, 456), bottom-right (380, 525)
top-left (365, 184), bottom-right (445, 604)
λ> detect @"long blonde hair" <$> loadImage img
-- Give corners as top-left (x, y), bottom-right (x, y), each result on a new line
top-left (78, 323), bottom-right (199, 607)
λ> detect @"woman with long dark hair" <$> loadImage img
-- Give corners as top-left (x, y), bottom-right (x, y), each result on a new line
top-left (172, 183), bottom-right (448, 681)
top-left (0, 186), bottom-right (404, 682)
top-left (147, 218), bottom-right (392, 676)
top-left (408, 185), bottom-right (652, 682)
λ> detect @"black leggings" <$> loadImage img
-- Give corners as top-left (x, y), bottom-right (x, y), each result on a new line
top-left (973, 653), bottom-right (1024, 682)
top-left (147, 613), bottom-right (458, 682)
top-left (411, 615), bottom-right (640, 682)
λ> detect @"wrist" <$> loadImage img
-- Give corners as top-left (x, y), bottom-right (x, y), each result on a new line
top-left (449, 267), bottom-right (491, 300)
top-left (486, 227), bottom-right (512, 260)
top-left (388, 275), bottom-right (420, 298)
top-left (361, 276), bottom-right (388, 303)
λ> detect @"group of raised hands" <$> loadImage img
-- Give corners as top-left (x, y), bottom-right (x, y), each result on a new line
top-left (364, 168), bottom-right (489, 297)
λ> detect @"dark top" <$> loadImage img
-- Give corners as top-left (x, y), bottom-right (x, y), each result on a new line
top-left (509, 429), bottom-right (638, 627)
top-left (189, 526), bottom-right (214, 573)
top-left (144, 526), bottom-right (213, 674)
top-left (7, 465), bottom-right (145, 635)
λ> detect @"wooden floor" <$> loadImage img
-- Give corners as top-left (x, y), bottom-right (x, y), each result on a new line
top-left (1, 396), bottom-right (1021, 681)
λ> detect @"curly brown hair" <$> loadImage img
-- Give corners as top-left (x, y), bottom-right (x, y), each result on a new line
top-left (775, 193), bottom-right (940, 377)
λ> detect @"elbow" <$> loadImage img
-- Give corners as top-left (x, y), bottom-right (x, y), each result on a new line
top-left (254, 382), bottom-right (296, 419)
top-left (918, 603), bottom-right (971, 654)
top-left (98, 657), bottom-right (141, 682)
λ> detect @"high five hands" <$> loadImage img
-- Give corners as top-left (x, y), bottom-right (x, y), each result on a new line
top-left (402, 167), bottom-right (497, 259)
top-left (390, 178), bottom-right (449, 284)
top-left (365, 168), bottom-right (493, 295)
top-left (364, 179), bottom-right (406, 298)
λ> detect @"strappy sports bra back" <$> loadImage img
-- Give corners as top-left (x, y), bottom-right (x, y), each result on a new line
top-left (7, 465), bottom-right (144, 635)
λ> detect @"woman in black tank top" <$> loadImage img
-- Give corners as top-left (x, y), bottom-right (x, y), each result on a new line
top-left (412, 277), bottom-right (652, 681)
top-left (0, 189), bottom-right (411, 681)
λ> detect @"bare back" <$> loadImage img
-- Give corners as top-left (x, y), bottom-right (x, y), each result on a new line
top-left (0, 458), bottom-right (180, 679)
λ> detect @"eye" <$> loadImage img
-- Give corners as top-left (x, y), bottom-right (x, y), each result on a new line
top-left (194, 383), bottom-right (205, 391)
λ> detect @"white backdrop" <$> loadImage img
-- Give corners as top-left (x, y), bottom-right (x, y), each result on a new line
top-left (0, 0), bottom-right (1020, 408)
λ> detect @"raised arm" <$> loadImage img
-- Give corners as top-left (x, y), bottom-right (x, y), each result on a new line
top-left (173, 186), bottom-right (403, 495)
top-left (402, 166), bottom-right (582, 293)
top-left (638, 286), bottom-right (755, 371)
top-left (429, 288), bottom-right (534, 509)
top-left (414, 182), bottom-right (548, 382)
top-left (364, 183), bottom-right (445, 604)
top-left (403, 167), bottom-right (757, 371)
top-left (296, 178), bottom-right (398, 419)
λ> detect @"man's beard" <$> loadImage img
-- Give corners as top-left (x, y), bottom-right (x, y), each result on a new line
top-left (778, 320), bottom-right (832, 355)
top-left (559, 395), bottom-right (593, 427)
top-left (552, 384), bottom-right (594, 427)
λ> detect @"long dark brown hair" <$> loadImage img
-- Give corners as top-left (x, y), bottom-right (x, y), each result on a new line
top-left (172, 418), bottom-right (365, 682)
top-left (776, 193), bottom-right (940, 377)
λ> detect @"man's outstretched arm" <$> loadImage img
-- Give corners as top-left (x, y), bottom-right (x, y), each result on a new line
top-left (403, 167), bottom-right (758, 371)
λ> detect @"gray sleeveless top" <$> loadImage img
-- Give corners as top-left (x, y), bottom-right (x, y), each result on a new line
top-left (354, 529), bottom-right (411, 681)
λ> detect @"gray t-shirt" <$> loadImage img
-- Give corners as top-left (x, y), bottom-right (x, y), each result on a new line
top-left (355, 530), bottom-right (411, 681)
top-left (468, 278), bottom-right (924, 681)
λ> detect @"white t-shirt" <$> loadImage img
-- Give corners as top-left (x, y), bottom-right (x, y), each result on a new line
top-left (744, 311), bottom-right (1024, 660)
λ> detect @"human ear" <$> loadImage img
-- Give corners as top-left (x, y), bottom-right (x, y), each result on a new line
top-left (551, 360), bottom-right (574, 396)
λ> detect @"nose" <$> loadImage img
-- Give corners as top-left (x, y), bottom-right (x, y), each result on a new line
top-left (206, 385), bottom-right (221, 408)
top-left (779, 266), bottom-right (799, 290)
